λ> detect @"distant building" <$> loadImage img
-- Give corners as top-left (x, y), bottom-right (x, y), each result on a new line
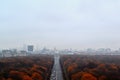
top-left (18, 50), bottom-right (27, 56)
top-left (0, 52), bottom-right (2, 57)
top-left (40, 48), bottom-right (50, 54)
top-left (105, 48), bottom-right (111, 53)
top-left (28, 45), bottom-right (34, 52)
top-left (2, 49), bottom-right (13, 57)
top-left (27, 45), bottom-right (34, 55)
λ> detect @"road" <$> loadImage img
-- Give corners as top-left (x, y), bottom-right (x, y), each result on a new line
top-left (50, 55), bottom-right (63, 80)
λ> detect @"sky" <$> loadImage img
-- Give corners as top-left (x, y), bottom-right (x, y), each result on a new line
top-left (0, 0), bottom-right (120, 50)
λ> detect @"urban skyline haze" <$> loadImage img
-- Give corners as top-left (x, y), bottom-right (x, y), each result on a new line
top-left (0, 0), bottom-right (120, 50)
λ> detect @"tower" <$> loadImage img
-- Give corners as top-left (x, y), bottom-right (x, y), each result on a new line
top-left (27, 45), bottom-right (34, 53)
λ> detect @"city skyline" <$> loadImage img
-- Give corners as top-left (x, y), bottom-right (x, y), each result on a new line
top-left (0, 0), bottom-right (120, 49)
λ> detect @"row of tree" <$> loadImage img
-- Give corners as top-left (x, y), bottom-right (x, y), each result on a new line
top-left (0, 55), bottom-right (54, 80)
top-left (60, 55), bottom-right (120, 80)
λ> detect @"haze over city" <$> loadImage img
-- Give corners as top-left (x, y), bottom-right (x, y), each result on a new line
top-left (0, 0), bottom-right (120, 50)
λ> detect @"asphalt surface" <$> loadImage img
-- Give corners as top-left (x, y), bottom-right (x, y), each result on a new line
top-left (50, 55), bottom-right (63, 80)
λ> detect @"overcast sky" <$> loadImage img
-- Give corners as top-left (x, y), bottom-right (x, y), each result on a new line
top-left (0, 0), bottom-right (120, 50)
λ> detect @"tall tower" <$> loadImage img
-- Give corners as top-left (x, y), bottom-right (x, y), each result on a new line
top-left (27, 45), bottom-right (34, 53)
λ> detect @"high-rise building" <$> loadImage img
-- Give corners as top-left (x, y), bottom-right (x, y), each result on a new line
top-left (27, 45), bottom-right (34, 52)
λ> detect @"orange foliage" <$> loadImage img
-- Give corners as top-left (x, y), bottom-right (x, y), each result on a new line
top-left (71, 72), bottom-right (83, 80)
top-left (81, 73), bottom-right (97, 80)
top-left (32, 72), bottom-right (43, 80)
top-left (23, 75), bottom-right (32, 80)
top-left (0, 55), bottom-right (54, 80)
top-left (67, 63), bottom-right (78, 73)
top-left (9, 71), bottom-right (25, 78)
top-left (60, 55), bottom-right (120, 80)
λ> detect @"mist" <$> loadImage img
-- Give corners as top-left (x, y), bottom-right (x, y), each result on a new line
top-left (0, 0), bottom-right (120, 49)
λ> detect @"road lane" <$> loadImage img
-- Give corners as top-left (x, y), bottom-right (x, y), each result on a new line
top-left (50, 55), bottom-right (63, 80)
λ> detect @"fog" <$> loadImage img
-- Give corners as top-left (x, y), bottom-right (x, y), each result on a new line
top-left (0, 0), bottom-right (120, 49)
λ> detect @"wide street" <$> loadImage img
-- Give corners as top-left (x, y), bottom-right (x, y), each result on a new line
top-left (50, 55), bottom-right (63, 80)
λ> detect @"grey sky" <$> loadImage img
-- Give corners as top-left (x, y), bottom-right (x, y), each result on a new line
top-left (0, 0), bottom-right (120, 49)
